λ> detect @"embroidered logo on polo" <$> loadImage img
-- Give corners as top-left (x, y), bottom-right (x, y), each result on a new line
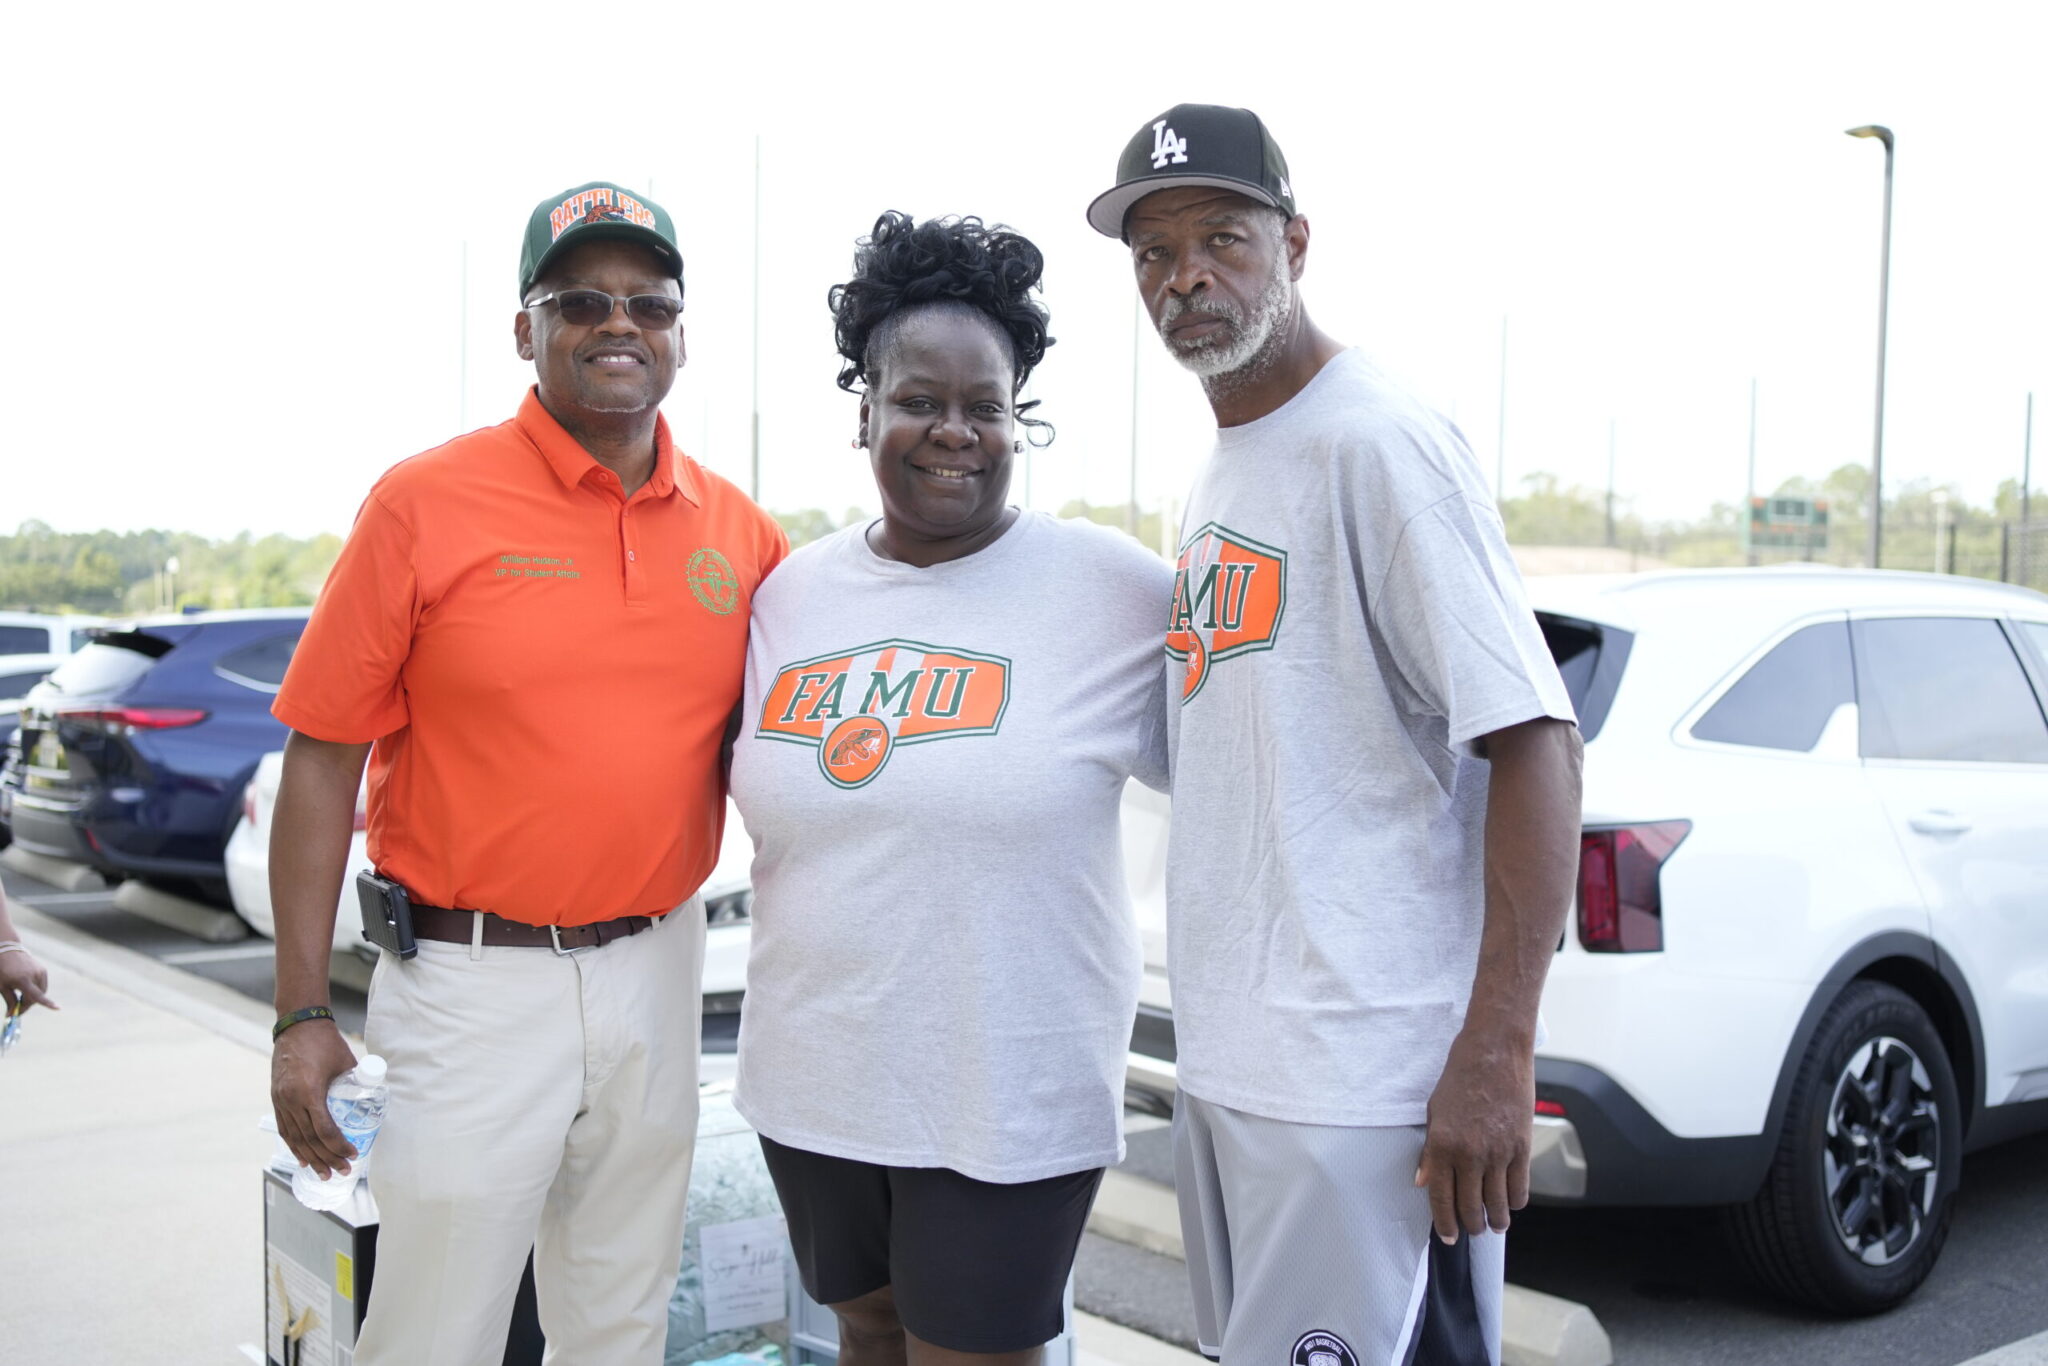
top-left (686, 547), bottom-right (740, 615)
top-left (1165, 522), bottom-right (1287, 703)
top-left (756, 640), bottom-right (1011, 789)
top-left (1291, 1331), bottom-right (1357, 1366)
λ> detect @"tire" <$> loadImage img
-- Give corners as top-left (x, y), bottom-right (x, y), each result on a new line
top-left (1726, 980), bottom-right (1960, 1314)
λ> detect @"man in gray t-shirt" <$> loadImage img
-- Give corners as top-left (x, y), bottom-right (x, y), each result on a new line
top-left (1088, 105), bottom-right (1584, 1364)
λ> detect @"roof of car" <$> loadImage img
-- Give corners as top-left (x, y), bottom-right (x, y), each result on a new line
top-left (97, 607), bottom-right (313, 630)
top-left (1527, 566), bottom-right (2048, 629)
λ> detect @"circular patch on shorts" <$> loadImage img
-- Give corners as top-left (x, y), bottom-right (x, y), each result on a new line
top-left (1291, 1330), bottom-right (1357, 1366)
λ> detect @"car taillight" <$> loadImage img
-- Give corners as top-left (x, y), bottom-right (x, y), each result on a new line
top-left (58, 706), bottom-right (209, 731)
top-left (1577, 821), bottom-right (1690, 953)
top-left (1535, 1098), bottom-right (1568, 1118)
top-left (352, 797), bottom-right (369, 833)
top-left (242, 784), bottom-right (258, 826)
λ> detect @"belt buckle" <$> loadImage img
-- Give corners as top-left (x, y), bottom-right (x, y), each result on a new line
top-left (547, 924), bottom-right (589, 956)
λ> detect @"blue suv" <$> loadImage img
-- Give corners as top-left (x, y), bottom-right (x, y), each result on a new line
top-left (2, 609), bottom-right (308, 903)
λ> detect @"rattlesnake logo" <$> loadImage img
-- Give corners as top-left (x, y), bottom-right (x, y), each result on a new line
top-left (569, 201), bottom-right (632, 229)
top-left (820, 717), bottom-right (892, 788)
top-left (828, 721), bottom-right (886, 768)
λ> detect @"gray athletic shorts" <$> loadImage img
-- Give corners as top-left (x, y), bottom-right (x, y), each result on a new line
top-left (1173, 1091), bottom-right (1506, 1365)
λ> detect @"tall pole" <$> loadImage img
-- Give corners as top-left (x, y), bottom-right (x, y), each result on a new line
top-left (1128, 293), bottom-right (1142, 536)
top-left (1605, 419), bottom-right (1617, 549)
top-left (1495, 315), bottom-right (1509, 500)
top-left (750, 135), bottom-right (763, 502)
top-left (1848, 125), bottom-right (1894, 570)
top-left (2024, 391), bottom-right (2035, 528)
top-left (1746, 378), bottom-right (1758, 566)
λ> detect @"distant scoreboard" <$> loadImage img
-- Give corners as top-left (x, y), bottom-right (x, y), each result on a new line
top-left (1746, 496), bottom-right (1830, 552)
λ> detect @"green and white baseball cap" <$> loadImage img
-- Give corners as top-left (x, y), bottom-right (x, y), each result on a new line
top-left (518, 181), bottom-right (682, 299)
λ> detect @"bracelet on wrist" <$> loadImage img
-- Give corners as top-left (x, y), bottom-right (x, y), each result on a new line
top-left (273, 1006), bottom-right (336, 1039)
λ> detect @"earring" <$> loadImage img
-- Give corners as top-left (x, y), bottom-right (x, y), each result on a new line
top-left (1013, 440), bottom-right (1025, 454)
top-left (851, 436), bottom-right (864, 449)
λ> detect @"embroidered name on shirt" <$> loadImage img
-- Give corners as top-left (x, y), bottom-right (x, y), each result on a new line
top-left (756, 639), bottom-right (1012, 789)
top-left (1165, 522), bottom-right (1287, 703)
top-left (494, 552), bottom-right (581, 580)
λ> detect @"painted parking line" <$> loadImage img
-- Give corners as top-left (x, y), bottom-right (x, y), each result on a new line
top-left (12, 890), bottom-right (119, 907)
top-left (159, 942), bottom-right (278, 966)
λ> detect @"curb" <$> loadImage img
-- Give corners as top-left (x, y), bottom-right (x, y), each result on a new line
top-left (0, 844), bottom-right (107, 891)
top-left (1075, 1310), bottom-right (1208, 1366)
top-left (111, 878), bottom-right (251, 943)
top-left (1089, 1167), bottom-right (1611, 1366)
top-left (1960, 1330), bottom-right (2048, 1365)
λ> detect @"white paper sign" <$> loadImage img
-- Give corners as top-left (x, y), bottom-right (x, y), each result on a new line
top-left (699, 1215), bottom-right (788, 1331)
top-left (266, 1243), bottom-right (335, 1366)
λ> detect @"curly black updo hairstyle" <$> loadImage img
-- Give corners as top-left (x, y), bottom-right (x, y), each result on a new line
top-left (829, 211), bottom-right (1055, 445)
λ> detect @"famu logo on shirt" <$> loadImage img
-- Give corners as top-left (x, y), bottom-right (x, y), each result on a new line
top-left (756, 640), bottom-right (1011, 789)
top-left (1166, 522), bottom-right (1287, 703)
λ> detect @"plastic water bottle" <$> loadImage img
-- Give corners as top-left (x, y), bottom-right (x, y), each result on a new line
top-left (292, 1054), bottom-right (388, 1211)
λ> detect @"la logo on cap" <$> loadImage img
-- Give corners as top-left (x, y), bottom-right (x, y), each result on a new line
top-left (1150, 119), bottom-right (1190, 169)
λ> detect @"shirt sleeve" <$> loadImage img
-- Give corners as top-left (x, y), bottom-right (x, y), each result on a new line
top-left (271, 490), bottom-right (419, 743)
top-left (1369, 493), bottom-right (1576, 751)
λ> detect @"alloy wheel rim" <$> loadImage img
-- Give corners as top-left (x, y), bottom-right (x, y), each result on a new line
top-left (1822, 1035), bottom-right (1940, 1266)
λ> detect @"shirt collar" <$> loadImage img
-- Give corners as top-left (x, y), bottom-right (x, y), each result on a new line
top-left (513, 387), bottom-right (701, 506)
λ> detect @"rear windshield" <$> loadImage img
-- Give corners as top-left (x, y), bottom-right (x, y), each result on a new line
top-left (1537, 613), bottom-right (1631, 742)
top-left (40, 633), bottom-right (173, 698)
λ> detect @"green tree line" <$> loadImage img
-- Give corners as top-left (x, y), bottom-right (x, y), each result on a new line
top-left (8, 472), bottom-right (2045, 614)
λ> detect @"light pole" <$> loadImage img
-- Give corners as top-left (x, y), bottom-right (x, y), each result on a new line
top-left (1847, 124), bottom-right (1894, 570)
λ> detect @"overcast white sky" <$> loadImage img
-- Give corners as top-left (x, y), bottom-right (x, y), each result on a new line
top-left (4, 1), bottom-right (2043, 541)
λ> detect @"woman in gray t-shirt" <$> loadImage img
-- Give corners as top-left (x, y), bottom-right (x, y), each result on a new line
top-left (729, 212), bottom-right (1171, 1363)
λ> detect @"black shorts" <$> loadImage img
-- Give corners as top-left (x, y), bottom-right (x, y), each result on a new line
top-left (758, 1134), bottom-right (1103, 1353)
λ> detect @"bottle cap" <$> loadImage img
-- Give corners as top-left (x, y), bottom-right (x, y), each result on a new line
top-left (353, 1054), bottom-right (387, 1086)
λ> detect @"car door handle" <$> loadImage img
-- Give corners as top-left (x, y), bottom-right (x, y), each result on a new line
top-left (1908, 810), bottom-right (1972, 836)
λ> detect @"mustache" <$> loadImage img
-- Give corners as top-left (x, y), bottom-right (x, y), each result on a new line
top-left (1157, 294), bottom-right (1245, 330)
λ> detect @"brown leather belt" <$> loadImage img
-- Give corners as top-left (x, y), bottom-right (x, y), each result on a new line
top-left (408, 902), bottom-right (664, 953)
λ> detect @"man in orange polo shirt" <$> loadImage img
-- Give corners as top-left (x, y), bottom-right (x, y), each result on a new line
top-left (267, 181), bottom-right (787, 1366)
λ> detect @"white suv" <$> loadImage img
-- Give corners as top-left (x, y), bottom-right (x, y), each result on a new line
top-left (1525, 567), bottom-right (2048, 1314)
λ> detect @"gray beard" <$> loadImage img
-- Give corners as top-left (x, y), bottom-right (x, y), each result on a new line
top-left (1157, 261), bottom-right (1294, 391)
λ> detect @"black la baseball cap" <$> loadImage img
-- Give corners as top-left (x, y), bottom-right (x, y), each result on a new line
top-left (1086, 104), bottom-right (1297, 242)
top-left (518, 181), bottom-right (683, 299)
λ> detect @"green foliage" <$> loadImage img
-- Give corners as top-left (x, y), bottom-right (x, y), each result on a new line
top-left (0, 522), bottom-right (340, 613)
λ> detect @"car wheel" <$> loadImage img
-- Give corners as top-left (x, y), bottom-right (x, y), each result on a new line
top-left (1726, 980), bottom-right (1960, 1314)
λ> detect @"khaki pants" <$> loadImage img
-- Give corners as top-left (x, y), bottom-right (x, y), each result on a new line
top-left (355, 902), bottom-right (704, 1366)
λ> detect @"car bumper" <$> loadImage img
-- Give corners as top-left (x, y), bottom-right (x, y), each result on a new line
top-left (4, 795), bottom-right (100, 866)
top-left (1532, 1057), bottom-right (1774, 1206)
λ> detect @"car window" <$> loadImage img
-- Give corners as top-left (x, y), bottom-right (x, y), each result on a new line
top-left (0, 626), bottom-right (47, 654)
top-left (213, 631), bottom-right (302, 691)
top-left (69, 626), bottom-right (99, 652)
top-left (1855, 617), bottom-right (2048, 763)
top-left (1691, 620), bottom-right (1854, 752)
top-left (1536, 614), bottom-right (1631, 742)
top-left (0, 670), bottom-right (50, 697)
top-left (41, 637), bottom-right (167, 697)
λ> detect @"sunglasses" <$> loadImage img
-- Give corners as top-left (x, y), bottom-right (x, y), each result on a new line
top-left (525, 289), bottom-right (683, 329)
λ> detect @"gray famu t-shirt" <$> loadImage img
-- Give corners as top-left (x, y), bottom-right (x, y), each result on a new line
top-left (1164, 348), bottom-right (1574, 1127)
top-left (730, 511), bottom-right (1172, 1182)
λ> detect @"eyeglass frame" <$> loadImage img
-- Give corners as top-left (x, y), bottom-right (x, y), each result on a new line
top-left (522, 288), bottom-right (686, 329)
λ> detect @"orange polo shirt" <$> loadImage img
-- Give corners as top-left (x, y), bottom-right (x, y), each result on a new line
top-left (274, 388), bottom-right (788, 926)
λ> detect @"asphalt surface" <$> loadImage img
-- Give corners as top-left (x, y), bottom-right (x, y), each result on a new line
top-left (9, 858), bottom-right (2048, 1364)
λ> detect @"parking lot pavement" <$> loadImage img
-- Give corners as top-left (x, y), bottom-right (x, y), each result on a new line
top-left (12, 857), bottom-right (2048, 1365)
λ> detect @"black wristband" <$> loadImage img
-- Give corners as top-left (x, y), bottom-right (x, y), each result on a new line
top-left (273, 1006), bottom-right (336, 1039)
